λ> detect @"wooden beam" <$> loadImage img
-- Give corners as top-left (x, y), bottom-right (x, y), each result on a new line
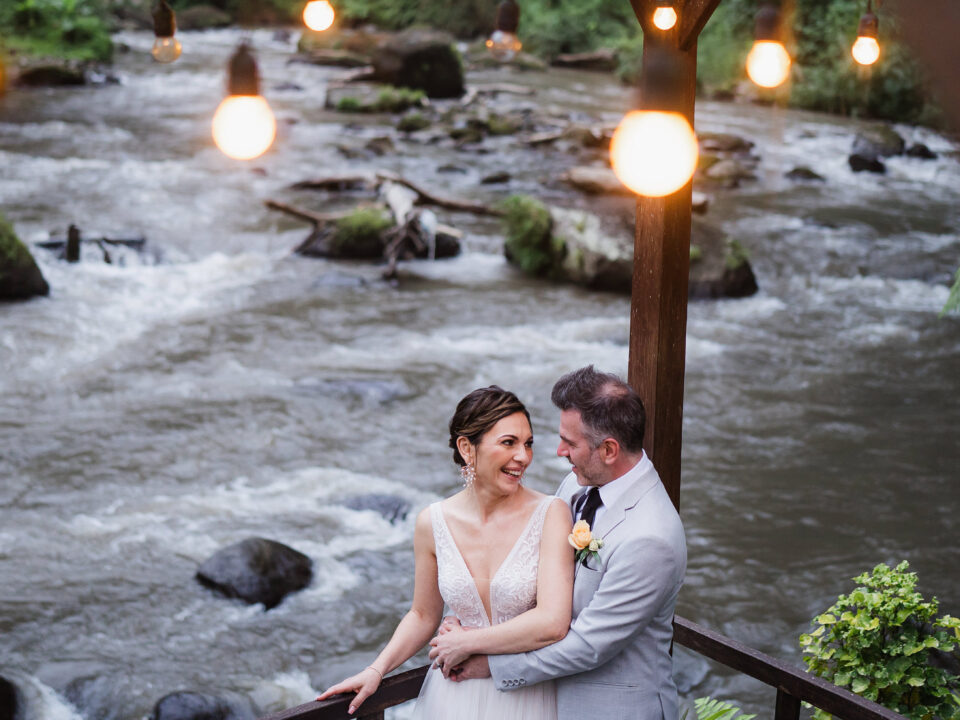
top-left (627, 34), bottom-right (698, 512)
top-left (678, 0), bottom-right (724, 50)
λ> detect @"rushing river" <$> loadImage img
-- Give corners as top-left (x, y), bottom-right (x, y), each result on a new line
top-left (1, 28), bottom-right (959, 720)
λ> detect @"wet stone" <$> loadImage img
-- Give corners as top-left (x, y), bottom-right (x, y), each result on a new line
top-left (152, 692), bottom-right (254, 720)
top-left (196, 538), bottom-right (312, 610)
top-left (0, 675), bottom-right (20, 720)
top-left (343, 494), bottom-right (412, 524)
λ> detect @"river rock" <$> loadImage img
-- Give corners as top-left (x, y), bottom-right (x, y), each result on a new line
top-left (703, 158), bottom-right (756, 186)
top-left (852, 124), bottom-right (905, 158)
top-left (152, 692), bottom-right (254, 720)
top-left (785, 166), bottom-right (826, 182)
top-left (504, 200), bottom-right (756, 298)
top-left (688, 224), bottom-right (758, 299)
top-left (906, 143), bottom-right (937, 159)
top-left (848, 154), bottom-right (886, 174)
top-left (293, 49), bottom-right (370, 68)
top-left (16, 64), bottom-right (85, 87)
top-left (551, 49), bottom-right (618, 72)
top-left (370, 29), bottom-right (464, 99)
top-left (176, 5), bottom-right (231, 30)
top-left (1, 214), bottom-right (50, 302)
top-left (698, 132), bottom-right (754, 153)
top-left (343, 494), bottom-right (411, 524)
top-left (196, 538), bottom-right (312, 609)
top-left (481, 171), bottom-right (511, 184)
top-left (0, 675), bottom-right (20, 720)
top-left (562, 166), bottom-right (633, 196)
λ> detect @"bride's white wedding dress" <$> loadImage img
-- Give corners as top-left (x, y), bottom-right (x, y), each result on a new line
top-left (411, 497), bottom-right (558, 720)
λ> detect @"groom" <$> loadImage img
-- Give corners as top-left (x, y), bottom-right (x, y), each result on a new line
top-left (439, 365), bottom-right (687, 720)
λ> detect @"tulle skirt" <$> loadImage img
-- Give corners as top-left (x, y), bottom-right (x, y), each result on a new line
top-left (410, 665), bottom-right (557, 720)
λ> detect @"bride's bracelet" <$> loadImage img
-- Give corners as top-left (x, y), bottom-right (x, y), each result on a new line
top-left (366, 666), bottom-right (384, 681)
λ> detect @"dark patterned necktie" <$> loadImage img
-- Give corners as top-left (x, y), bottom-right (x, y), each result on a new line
top-left (578, 487), bottom-right (603, 528)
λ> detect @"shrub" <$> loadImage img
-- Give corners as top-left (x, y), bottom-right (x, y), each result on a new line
top-left (682, 697), bottom-right (756, 720)
top-left (0, 0), bottom-right (113, 61)
top-left (800, 561), bottom-right (960, 720)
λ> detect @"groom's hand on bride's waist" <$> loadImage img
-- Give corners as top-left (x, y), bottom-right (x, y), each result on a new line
top-left (448, 655), bottom-right (490, 682)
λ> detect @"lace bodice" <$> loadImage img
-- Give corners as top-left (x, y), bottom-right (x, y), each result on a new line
top-left (431, 497), bottom-right (552, 628)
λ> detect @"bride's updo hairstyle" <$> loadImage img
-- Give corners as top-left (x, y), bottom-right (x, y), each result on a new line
top-left (449, 386), bottom-right (531, 466)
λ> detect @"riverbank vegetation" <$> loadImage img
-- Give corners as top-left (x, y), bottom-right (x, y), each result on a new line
top-left (0, 0), bottom-right (941, 125)
top-left (801, 562), bottom-right (960, 720)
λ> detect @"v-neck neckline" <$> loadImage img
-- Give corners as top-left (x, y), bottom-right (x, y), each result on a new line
top-left (437, 497), bottom-right (548, 626)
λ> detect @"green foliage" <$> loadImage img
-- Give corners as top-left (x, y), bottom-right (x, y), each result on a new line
top-left (724, 238), bottom-right (750, 271)
top-left (800, 561), bottom-right (960, 720)
top-left (697, 0), bottom-right (936, 124)
top-left (514, 0), bottom-right (640, 59)
top-left (0, 0), bottom-right (113, 61)
top-left (941, 267), bottom-right (960, 318)
top-left (332, 208), bottom-right (392, 256)
top-left (0, 213), bottom-right (31, 265)
top-left (335, 96), bottom-right (363, 113)
top-left (501, 195), bottom-right (555, 277)
top-left (681, 697), bottom-right (756, 720)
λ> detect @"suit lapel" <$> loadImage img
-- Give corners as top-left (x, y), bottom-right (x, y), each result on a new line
top-left (591, 463), bottom-right (660, 539)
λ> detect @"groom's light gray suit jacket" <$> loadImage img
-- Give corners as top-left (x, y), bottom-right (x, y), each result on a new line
top-left (489, 456), bottom-right (686, 720)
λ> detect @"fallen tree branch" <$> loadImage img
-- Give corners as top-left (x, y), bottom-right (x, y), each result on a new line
top-left (264, 199), bottom-right (349, 226)
top-left (289, 174), bottom-right (378, 191)
top-left (375, 171), bottom-right (504, 217)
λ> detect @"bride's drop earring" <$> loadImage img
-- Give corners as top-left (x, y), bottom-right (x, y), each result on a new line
top-left (460, 463), bottom-right (476, 488)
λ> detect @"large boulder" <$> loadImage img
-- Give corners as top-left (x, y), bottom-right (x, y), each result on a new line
top-left (196, 538), bottom-right (312, 610)
top-left (502, 196), bottom-right (757, 299)
top-left (370, 29), bottom-right (464, 99)
top-left (152, 692), bottom-right (254, 720)
top-left (1, 214), bottom-right (50, 301)
top-left (852, 124), bottom-right (905, 158)
top-left (0, 675), bottom-right (20, 720)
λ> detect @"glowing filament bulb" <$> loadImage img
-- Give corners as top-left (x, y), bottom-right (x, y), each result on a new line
top-left (746, 40), bottom-right (791, 88)
top-left (486, 30), bottom-right (522, 62)
top-left (653, 7), bottom-right (677, 30)
top-left (303, 0), bottom-right (335, 31)
top-left (151, 36), bottom-right (182, 64)
top-left (852, 36), bottom-right (880, 65)
top-left (212, 96), bottom-right (276, 161)
top-left (610, 111), bottom-right (698, 197)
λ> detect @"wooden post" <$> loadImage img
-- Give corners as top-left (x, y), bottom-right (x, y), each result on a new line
top-left (66, 224), bottom-right (81, 263)
top-left (627, 36), bottom-right (697, 512)
top-left (774, 687), bottom-right (802, 720)
top-left (624, 0), bottom-right (722, 511)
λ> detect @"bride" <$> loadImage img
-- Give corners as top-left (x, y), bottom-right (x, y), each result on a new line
top-left (318, 386), bottom-right (574, 718)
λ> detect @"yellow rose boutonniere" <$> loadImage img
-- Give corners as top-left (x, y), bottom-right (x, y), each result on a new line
top-left (568, 519), bottom-right (604, 566)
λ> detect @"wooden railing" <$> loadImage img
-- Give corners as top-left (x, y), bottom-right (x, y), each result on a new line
top-left (259, 615), bottom-right (906, 720)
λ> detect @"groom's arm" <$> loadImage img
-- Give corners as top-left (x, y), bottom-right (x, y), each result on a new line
top-left (489, 535), bottom-right (681, 689)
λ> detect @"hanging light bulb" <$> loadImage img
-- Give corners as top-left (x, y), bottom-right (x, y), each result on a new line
top-left (303, 0), bottom-right (335, 32)
top-left (151, 0), bottom-right (182, 64)
top-left (610, 47), bottom-right (698, 198)
top-left (211, 43), bottom-right (277, 161)
top-left (852, 1), bottom-right (880, 66)
top-left (486, 0), bottom-right (522, 62)
top-left (746, 4), bottom-right (791, 88)
top-left (652, 5), bottom-right (678, 31)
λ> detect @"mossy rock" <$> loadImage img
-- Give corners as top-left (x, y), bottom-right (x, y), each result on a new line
top-left (176, 5), bottom-right (232, 30)
top-left (16, 64), bottom-right (86, 87)
top-left (852, 124), bottom-right (905, 158)
top-left (397, 112), bottom-right (431, 133)
top-left (330, 85), bottom-right (425, 114)
top-left (501, 195), bottom-right (557, 277)
top-left (295, 208), bottom-right (393, 259)
top-left (0, 213), bottom-right (50, 301)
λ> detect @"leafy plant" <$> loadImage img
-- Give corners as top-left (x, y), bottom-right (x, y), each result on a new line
top-left (941, 267), bottom-right (960, 318)
top-left (681, 697), bottom-right (756, 720)
top-left (800, 561), bottom-right (960, 720)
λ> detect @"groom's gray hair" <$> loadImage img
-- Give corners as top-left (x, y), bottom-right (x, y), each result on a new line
top-left (551, 365), bottom-right (646, 453)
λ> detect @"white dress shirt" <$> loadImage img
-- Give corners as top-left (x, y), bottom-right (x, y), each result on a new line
top-left (578, 451), bottom-right (652, 526)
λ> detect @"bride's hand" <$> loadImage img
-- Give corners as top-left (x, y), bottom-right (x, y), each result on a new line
top-left (316, 667), bottom-right (382, 715)
top-left (437, 615), bottom-right (462, 635)
top-left (429, 626), bottom-right (473, 678)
